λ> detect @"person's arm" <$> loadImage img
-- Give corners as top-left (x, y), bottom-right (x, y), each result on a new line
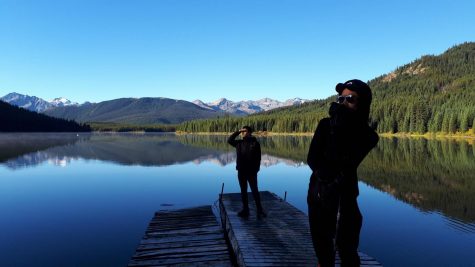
top-left (348, 128), bottom-right (379, 169)
top-left (255, 141), bottom-right (261, 171)
top-left (307, 119), bottom-right (329, 172)
top-left (227, 130), bottom-right (241, 147)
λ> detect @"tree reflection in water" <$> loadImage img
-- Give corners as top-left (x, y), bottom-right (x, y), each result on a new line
top-left (1, 133), bottom-right (474, 225)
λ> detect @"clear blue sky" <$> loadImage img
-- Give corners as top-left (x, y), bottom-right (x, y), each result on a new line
top-left (1, 0), bottom-right (474, 103)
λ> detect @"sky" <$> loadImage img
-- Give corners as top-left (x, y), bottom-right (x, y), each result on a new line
top-left (0, 0), bottom-right (474, 103)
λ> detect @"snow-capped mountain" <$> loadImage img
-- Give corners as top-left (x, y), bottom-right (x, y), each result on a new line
top-left (50, 97), bottom-right (78, 107)
top-left (1, 93), bottom-right (78, 112)
top-left (192, 100), bottom-right (215, 111)
top-left (283, 98), bottom-right (308, 106)
top-left (193, 97), bottom-right (311, 115)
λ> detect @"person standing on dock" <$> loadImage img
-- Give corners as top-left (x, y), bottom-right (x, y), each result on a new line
top-left (228, 126), bottom-right (266, 218)
top-left (307, 79), bottom-right (379, 267)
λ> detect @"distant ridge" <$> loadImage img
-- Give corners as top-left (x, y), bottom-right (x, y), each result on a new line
top-left (43, 97), bottom-right (223, 124)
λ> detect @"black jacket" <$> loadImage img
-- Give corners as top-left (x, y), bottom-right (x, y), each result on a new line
top-left (307, 109), bottom-right (379, 196)
top-left (228, 131), bottom-right (261, 173)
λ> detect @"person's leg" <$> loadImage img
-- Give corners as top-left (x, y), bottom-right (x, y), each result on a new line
top-left (237, 171), bottom-right (249, 216)
top-left (308, 180), bottom-right (339, 267)
top-left (336, 195), bottom-right (362, 267)
top-left (247, 172), bottom-right (265, 214)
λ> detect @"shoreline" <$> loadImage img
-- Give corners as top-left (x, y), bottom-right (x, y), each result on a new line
top-left (174, 131), bottom-right (313, 136)
top-left (175, 131), bottom-right (475, 139)
top-left (7, 131), bottom-right (472, 140)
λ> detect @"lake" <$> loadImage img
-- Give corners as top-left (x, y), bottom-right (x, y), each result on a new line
top-left (0, 133), bottom-right (474, 267)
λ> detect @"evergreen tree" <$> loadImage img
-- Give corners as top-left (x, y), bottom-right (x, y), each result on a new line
top-left (177, 42), bottom-right (475, 135)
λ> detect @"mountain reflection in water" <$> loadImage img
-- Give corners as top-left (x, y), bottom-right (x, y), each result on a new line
top-left (0, 133), bottom-right (304, 169)
top-left (1, 133), bottom-right (474, 229)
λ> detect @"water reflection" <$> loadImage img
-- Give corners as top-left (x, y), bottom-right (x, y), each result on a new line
top-left (1, 133), bottom-right (303, 170)
top-left (1, 133), bottom-right (474, 228)
top-left (0, 133), bottom-right (87, 163)
top-left (359, 137), bottom-right (475, 226)
top-left (182, 134), bottom-right (475, 226)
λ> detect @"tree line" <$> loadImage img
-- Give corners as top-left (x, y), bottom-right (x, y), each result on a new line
top-left (0, 100), bottom-right (91, 132)
top-left (178, 42), bottom-right (475, 134)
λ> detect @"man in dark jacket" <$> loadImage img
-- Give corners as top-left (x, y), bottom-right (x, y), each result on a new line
top-left (228, 126), bottom-right (266, 218)
top-left (307, 80), bottom-right (379, 267)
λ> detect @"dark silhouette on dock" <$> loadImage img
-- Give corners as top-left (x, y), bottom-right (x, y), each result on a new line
top-left (307, 80), bottom-right (379, 267)
top-left (228, 126), bottom-right (266, 218)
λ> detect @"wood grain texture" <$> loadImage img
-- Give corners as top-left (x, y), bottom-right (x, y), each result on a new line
top-left (220, 191), bottom-right (382, 267)
top-left (128, 206), bottom-right (232, 267)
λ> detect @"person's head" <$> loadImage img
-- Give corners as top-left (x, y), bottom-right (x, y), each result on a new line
top-left (241, 126), bottom-right (253, 137)
top-left (335, 79), bottom-right (372, 121)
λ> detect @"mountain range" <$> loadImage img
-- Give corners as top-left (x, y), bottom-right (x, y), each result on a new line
top-left (1, 93), bottom-right (309, 115)
top-left (1, 93), bottom-right (78, 113)
top-left (0, 92), bottom-right (310, 124)
top-left (192, 97), bottom-right (309, 115)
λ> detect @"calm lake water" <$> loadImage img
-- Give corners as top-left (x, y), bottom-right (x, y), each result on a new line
top-left (0, 133), bottom-right (474, 267)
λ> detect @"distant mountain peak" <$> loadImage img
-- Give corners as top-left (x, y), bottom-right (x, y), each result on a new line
top-left (211, 98), bottom-right (231, 106)
top-left (50, 97), bottom-right (78, 107)
top-left (1, 92), bottom-right (78, 112)
top-left (192, 100), bottom-right (214, 110)
top-left (1, 92), bottom-right (52, 112)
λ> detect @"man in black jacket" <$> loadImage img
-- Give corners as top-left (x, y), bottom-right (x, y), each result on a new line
top-left (228, 126), bottom-right (266, 218)
top-left (307, 80), bottom-right (379, 267)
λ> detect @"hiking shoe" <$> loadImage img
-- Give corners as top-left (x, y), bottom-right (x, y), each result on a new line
top-left (257, 209), bottom-right (267, 218)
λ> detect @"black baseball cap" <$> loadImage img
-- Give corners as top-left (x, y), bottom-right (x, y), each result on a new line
top-left (335, 79), bottom-right (372, 105)
top-left (336, 79), bottom-right (371, 95)
top-left (335, 79), bottom-right (373, 121)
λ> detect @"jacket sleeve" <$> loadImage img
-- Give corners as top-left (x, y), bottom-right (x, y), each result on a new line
top-left (347, 128), bottom-right (379, 169)
top-left (307, 119), bottom-right (328, 172)
top-left (227, 131), bottom-right (240, 147)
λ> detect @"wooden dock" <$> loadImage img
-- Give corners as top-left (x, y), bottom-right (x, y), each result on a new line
top-left (128, 206), bottom-right (232, 266)
top-left (129, 191), bottom-right (382, 266)
top-left (219, 191), bottom-right (382, 267)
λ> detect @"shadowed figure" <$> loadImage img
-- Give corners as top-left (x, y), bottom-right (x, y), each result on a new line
top-left (307, 80), bottom-right (379, 267)
top-left (228, 126), bottom-right (266, 218)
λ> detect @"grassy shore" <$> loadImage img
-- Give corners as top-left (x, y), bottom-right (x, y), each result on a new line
top-left (379, 131), bottom-right (475, 140)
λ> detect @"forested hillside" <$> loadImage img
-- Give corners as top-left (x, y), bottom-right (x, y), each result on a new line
top-left (44, 97), bottom-right (222, 125)
top-left (0, 100), bottom-right (91, 132)
top-left (178, 42), bottom-right (475, 134)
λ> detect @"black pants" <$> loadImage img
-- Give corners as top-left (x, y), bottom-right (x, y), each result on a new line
top-left (308, 180), bottom-right (362, 267)
top-left (237, 171), bottom-right (263, 211)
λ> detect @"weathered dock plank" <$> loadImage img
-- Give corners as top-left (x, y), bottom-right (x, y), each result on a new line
top-left (128, 205), bottom-right (232, 267)
top-left (219, 191), bottom-right (382, 267)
